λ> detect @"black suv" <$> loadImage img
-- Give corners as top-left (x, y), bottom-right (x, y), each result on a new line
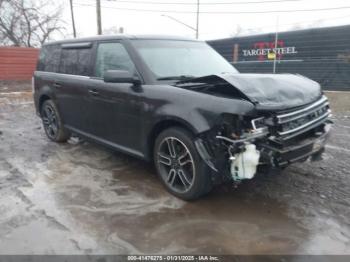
top-left (33, 35), bottom-right (332, 200)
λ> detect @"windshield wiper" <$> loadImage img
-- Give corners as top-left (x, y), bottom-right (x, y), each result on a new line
top-left (157, 75), bottom-right (196, 81)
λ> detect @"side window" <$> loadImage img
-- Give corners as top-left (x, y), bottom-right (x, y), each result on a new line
top-left (59, 47), bottom-right (92, 76)
top-left (59, 49), bottom-right (78, 75)
top-left (95, 42), bottom-right (135, 78)
top-left (77, 49), bottom-right (91, 76)
top-left (45, 46), bottom-right (61, 72)
top-left (37, 48), bottom-right (47, 71)
top-left (37, 45), bottom-right (60, 72)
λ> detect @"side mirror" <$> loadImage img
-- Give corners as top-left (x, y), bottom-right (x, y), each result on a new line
top-left (103, 70), bottom-right (141, 85)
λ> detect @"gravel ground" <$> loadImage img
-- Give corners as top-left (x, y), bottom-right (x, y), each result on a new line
top-left (0, 80), bottom-right (32, 93)
top-left (0, 85), bottom-right (349, 255)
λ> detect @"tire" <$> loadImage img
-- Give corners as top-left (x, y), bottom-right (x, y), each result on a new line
top-left (41, 100), bottom-right (70, 142)
top-left (154, 127), bottom-right (212, 200)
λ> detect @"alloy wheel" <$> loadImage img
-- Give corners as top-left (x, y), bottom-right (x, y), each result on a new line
top-left (157, 137), bottom-right (195, 193)
top-left (42, 104), bottom-right (59, 139)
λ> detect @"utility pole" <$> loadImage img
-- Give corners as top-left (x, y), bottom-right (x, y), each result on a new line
top-left (96, 0), bottom-right (102, 35)
top-left (273, 16), bottom-right (279, 74)
top-left (196, 0), bottom-right (200, 39)
top-left (69, 0), bottom-right (76, 38)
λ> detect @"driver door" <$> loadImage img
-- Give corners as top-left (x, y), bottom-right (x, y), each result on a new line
top-left (85, 41), bottom-right (143, 153)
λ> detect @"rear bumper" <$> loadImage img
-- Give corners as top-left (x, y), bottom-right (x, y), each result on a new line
top-left (260, 122), bottom-right (332, 167)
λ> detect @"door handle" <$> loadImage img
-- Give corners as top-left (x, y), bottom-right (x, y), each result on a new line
top-left (88, 89), bottom-right (99, 96)
top-left (53, 82), bottom-right (61, 88)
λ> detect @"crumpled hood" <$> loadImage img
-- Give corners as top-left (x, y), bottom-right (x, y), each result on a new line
top-left (177, 73), bottom-right (322, 110)
top-left (220, 73), bottom-right (322, 109)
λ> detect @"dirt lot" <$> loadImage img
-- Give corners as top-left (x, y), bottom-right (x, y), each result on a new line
top-left (0, 82), bottom-right (349, 255)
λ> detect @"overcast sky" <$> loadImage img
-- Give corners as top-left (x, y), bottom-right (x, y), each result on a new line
top-left (57, 0), bottom-right (350, 40)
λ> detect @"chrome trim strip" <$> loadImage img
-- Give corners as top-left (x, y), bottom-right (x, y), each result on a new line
top-left (278, 110), bottom-right (331, 136)
top-left (277, 96), bottom-right (328, 120)
top-left (36, 71), bottom-right (91, 79)
top-left (281, 119), bottom-right (332, 141)
top-left (61, 42), bottom-right (92, 49)
top-left (278, 102), bottom-right (329, 124)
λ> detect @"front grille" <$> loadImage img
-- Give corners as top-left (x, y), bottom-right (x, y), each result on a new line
top-left (275, 96), bottom-right (330, 140)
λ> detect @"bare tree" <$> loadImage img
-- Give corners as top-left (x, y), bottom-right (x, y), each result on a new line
top-left (103, 26), bottom-right (125, 35)
top-left (0, 0), bottom-right (64, 47)
top-left (230, 25), bottom-right (243, 37)
top-left (230, 25), bottom-right (262, 38)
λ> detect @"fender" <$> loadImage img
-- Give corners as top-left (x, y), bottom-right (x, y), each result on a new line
top-left (142, 108), bottom-right (210, 160)
top-left (33, 71), bottom-right (58, 114)
top-left (142, 99), bottom-right (256, 160)
top-left (153, 104), bottom-right (211, 134)
top-left (144, 84), bottom-right (256, 135)
top-left (35, 85), bottom-right (57, 112)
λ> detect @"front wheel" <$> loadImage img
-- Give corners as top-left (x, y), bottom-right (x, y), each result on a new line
top-left (41, 100), bottom-right (70, 142)
top-left (154, 127), bottom-right (212, 200)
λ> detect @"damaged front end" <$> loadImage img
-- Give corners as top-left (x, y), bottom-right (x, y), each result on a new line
top-left (194, 114), bottom-right (272, 183)
top-left (176, 73), bottom-right (332, 183)
top-left (191, 92), bottom-right (331, 184)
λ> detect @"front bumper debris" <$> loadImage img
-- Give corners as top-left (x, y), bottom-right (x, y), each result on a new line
top-left (196, 120), bottom-right (331, 183)
top-left (260, 122), bottom-right (332, 167)
top-left (196, 95), bottom-right (332, 183)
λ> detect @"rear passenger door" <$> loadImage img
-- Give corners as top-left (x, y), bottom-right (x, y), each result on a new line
top-left (55, 43), bottom-right (93, 131)
top-left (35, 44), bottom-right (61, 111)
top-left (85, 41), bottom-right (143, 153)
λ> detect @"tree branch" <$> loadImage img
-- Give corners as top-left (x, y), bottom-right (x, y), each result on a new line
top-left (0, 0), bottom-right (64, 47)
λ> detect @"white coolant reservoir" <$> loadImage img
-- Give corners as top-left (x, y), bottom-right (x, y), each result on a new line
top-left (231, 144), bottom-right (260, 181)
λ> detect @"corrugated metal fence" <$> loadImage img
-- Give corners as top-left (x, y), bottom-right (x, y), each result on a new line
top-left (0, 47), bottom-right (39, 80)
top-left (208, 25), bottom-right (350, 91)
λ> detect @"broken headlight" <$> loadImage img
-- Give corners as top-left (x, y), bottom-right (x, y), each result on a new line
top-left (251, 117), bottom-right (266, 130)
top-left (248, 116), bottom-right (269, 137)
top-left (216, 116), bottom-right (269, 144)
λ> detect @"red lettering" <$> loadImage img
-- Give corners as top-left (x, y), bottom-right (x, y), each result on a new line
top-left (252, 40), bottom-right (285, 60)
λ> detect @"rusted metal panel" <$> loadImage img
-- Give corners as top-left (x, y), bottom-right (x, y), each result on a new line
top-left (0, 47), bottom-right (39, 80)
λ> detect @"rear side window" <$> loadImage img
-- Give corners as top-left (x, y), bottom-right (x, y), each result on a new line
top-left (37, 45), bottom-right (61, 72)
top-left (59, 48), bottom-right (92, 76)
top-left (95, 42), bottom-right (135, 78)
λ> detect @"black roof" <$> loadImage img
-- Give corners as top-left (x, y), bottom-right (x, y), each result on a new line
top-left (43, 34), bottom-right (197, 46)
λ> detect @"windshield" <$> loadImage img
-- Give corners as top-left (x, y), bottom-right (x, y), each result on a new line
top-left (131, 40), bottom-right (238, 80)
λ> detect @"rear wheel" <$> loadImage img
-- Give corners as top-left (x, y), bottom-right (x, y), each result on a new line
top-left (154, 127), bottom-right (212, 200)
top-left (41, 100), bottom-right (70, 142)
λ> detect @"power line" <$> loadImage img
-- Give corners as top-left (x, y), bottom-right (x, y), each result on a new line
top-left (259, 15), bottom-right (350, 30)
top-left (74, 3), bottom-right (350, 14)
top-left (99, 0), bottom-right (305, 5)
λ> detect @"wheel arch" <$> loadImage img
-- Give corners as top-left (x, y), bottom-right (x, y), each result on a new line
top-left (38, 94), bottom-right (52, 115)
top-left (147, 117), bottom-right (198, 161)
